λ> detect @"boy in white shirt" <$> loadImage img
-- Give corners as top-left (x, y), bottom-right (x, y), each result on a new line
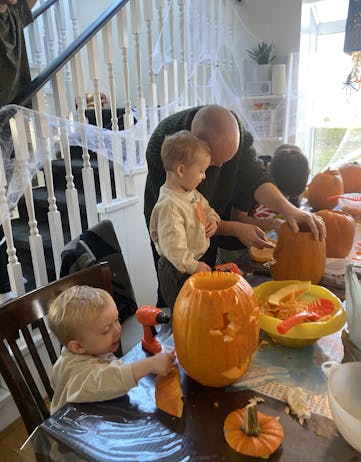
top-left (150, 130), bottom-right (220, 308)
top-left (48, 285), bottom-right (175, 414)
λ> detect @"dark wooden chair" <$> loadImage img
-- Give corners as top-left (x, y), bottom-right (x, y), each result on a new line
top-left (0, 262), bottom-right (115, 436)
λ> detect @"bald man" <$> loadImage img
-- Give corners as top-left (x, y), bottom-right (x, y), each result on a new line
top-left (144, 105), bottom-right (325, 306)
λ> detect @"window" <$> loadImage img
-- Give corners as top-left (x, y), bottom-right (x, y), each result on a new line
top-left (299, 0), bottom-right (361, 173)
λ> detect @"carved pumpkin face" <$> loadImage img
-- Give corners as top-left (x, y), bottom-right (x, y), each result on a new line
top-left (316, 210), bottom-right (356, 258)
top-left (173, 271), bottom-right (259, 387)
top-left (270, 222), bottom-right (326, 284)
top-left (307, 169), bottom-right (344, 211)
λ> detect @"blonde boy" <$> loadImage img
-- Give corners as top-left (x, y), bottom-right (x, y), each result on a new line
top-left (48, 285), bottom-right (175, 414)
top-left (150, 130), bottom-right (220, 308)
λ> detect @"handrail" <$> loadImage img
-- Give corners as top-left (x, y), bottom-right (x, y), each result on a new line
top-left (32, 0), bottom-right (59, 21)
top-left (12, 0), bottom-right (130, 107)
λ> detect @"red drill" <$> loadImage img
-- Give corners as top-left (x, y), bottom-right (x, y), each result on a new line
top-left (135, 305), bottom-right (170, 354)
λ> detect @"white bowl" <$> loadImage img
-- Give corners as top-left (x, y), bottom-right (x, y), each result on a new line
top-left (322, 361), bottom-right (361, 453)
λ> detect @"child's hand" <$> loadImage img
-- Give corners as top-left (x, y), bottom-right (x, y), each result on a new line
top-left (205, 219), bottom-right (218, 238)
top-left (152, 350), bottom-right (176, 376)
top-left (195, 261), bottom-right (211, 273)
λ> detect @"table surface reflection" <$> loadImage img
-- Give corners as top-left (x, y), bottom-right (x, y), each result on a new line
top-left (27, 255), bottom-right (361, 461)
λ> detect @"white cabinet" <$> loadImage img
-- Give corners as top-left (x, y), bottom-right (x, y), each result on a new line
top-left (242, 94), bottom-right (285, 143)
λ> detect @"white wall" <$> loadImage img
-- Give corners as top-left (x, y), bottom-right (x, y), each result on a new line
top-left (236, 0), bottom-right (302, 65)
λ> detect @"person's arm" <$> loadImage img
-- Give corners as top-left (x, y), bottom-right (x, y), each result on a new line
top-left (232, 208), bottom-right (284, 232)
top-left (215, 219), bottom-right (273, 249)
top-left (254, 183), bottom-right (326, 240)
top-left (132, 351), bottom-right (176, 381)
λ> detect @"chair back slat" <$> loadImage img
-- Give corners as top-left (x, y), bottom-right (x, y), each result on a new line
top-left (0, 262), bottom-right (114, 435)
top-left (0, 341), bottom-right (44, 434)
top-left (36, 319), bottom-right (59, 365)
top-left (8, 335), bottom-right (51, 420)
top-left (22, 325), bottom-right (54, 398)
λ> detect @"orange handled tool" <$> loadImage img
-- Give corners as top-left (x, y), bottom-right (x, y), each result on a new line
top-left (135, 305), bottom-right (170, 354)
top-left (214, 262), bottom-right (243, 276)
top-left (276, 298), bottom-right (335, 334)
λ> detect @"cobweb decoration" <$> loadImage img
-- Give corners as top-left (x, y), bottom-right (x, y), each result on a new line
top-left (0, 104), bottom-right (147, 224)
top-left (0, 0), bottom-right (300, 226)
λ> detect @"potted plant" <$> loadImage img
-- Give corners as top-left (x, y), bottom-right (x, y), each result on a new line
top-left (247, 41), bottom-right (275, 82)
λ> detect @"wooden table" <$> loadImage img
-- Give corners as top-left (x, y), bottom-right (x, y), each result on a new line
top-left (25, 253), bottom-right (361, 461)
top-left (26, 331), bottom-right (361, 461)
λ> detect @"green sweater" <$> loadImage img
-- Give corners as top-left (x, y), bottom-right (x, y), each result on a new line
top-left (0, 0), bottom-right (33, 107)
top-left (144, 106), bottom-right (272, 228)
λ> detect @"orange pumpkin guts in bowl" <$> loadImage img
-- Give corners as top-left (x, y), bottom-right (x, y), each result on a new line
top-left (270, 222), bottom-right (326, 284)
top-left (173, 271), bottom-right (259, 387)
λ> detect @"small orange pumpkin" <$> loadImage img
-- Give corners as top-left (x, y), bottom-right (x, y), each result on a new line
top-left (173, 271), bottom-right (259, 387)
top-left (270, 222), bottom-right (326, 284)
top-left (315, 210), bottom-right (356, 258)
top-left (223, 400), bottom-right (284, 458)
top-left (338, 162), bottom-right (361, 193)
top-left (307, 169), bottom-right (344, 211)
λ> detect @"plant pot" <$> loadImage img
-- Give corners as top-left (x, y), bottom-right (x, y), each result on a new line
top-left (255, 64), bottom-right (272, 82)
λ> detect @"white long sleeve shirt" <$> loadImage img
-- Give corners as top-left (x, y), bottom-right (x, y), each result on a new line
top-left (50, 347), bottom-right (137, 414)
top-left (150, 186), bottom-right (220, 274)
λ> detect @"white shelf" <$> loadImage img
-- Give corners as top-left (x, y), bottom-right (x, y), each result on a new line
top-left (242, 94), bottom-right (285, 103)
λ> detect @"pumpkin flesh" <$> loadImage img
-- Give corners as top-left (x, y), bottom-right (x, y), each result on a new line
top-left (173, 271), bottom-right (259, 387)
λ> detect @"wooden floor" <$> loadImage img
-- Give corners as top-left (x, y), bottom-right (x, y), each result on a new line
top-left (0, 418), bottom-right (36, 462)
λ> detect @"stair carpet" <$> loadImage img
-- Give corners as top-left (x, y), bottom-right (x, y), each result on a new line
top-left (12, 146), bottom-right (116, 292)
top-left (11, 109), bottom-right (128, 292)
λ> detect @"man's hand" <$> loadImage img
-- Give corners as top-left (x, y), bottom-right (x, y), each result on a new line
top-left (284, 208), bottom-right (326, 240)
top-left (205, 219), bottom-right (218, 238)
top-left (232, 222), bottom-right (275, 249)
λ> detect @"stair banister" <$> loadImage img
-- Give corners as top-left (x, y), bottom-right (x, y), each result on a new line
top-left (12, 0), bottom-right (131, 108)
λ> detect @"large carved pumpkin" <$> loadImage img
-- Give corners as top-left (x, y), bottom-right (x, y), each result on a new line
top-left (270, 222), bottom-right (326, 284)
top-left (338, 162), bottom-right (361, 193)
top-left (307, 169), bottom-right (343, 211)
top-left (173, 271), bottom-right (259, 387)
top-left (316, 210), bottom-right (356, 258)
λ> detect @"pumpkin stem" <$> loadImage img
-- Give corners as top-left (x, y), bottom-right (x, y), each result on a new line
top-left (242, 401), bottom-right (261, 436)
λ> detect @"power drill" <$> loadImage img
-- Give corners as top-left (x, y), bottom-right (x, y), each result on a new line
top-left (135, 305), bottom-right (170, 354)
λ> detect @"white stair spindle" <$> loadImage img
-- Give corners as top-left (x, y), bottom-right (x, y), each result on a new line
top-left (157, 0), bottom-right (169, 119)
top-left (144, 0), bottom-right (159, 133)
top-left (69, 0), bottom-right (80, 39)
top-left (27, 21), bottom-right (42, 74)
top-left (87, 35), bottom-right (113, 204)
top-left (102, 21), bottom-right (126, 200)
top-left (33, 91), bottom-right (64, 277)
top-left (24, 117), bottom-right (49, 287)
top-left (168, 1), bottom-right (179, 109)
top-left (117, 8), bottom-right (137, 174)
top-left (52, 70), bottom-right (82, 239)
top-left (42, 5), bottom-right (56, 63)
top-left (131, 0), bottom-right (147, 164)
top-left (177, 0), bottom-right (188, 108)
top-left (0, 145), bottom-right (25, 296)
top-left (71, 53), bottom-right (98, 227)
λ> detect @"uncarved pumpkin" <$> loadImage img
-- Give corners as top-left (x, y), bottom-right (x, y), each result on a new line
top-left (338, 162), bottom-right (361, 193)
top-left (307, 169), bottom-right (343, 211)
top-left (173, 271), bottom-right (259, 387)
top-left (223, 401), bottom-right (284, 458)
top-left (270, 222), bottom-right (326, 284)
top-left (315, 210), bottom-right (356, 258)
